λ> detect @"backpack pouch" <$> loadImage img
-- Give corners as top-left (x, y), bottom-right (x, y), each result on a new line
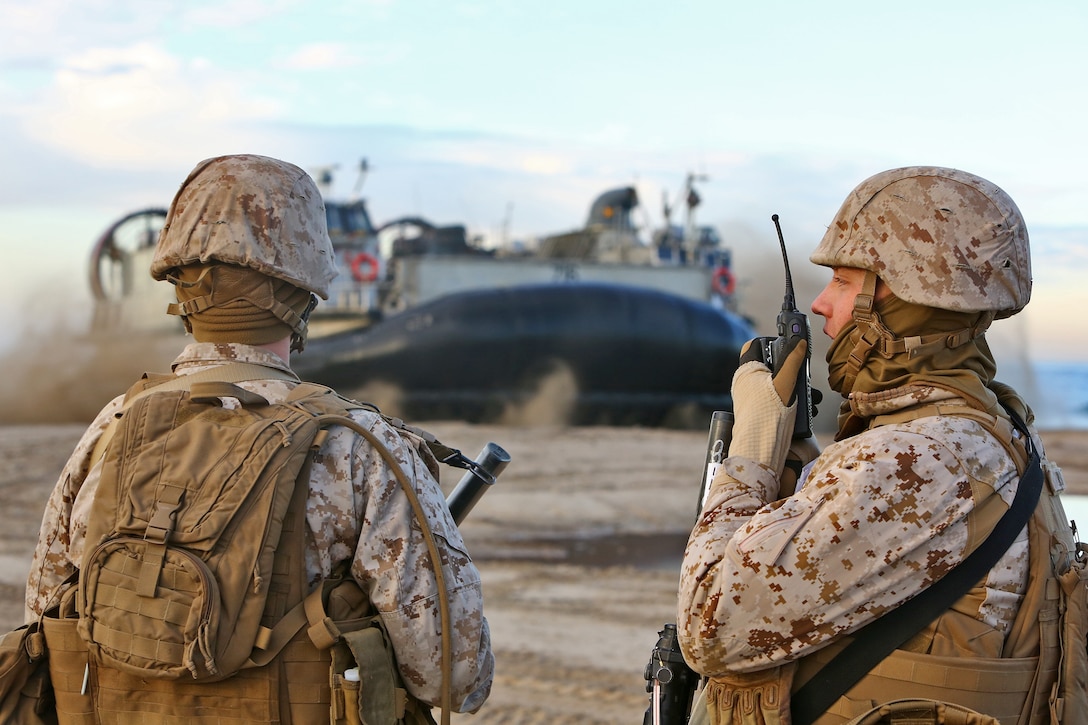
top-left (0, 622), bottom-right (55, 725)
top-left (79, 536), bottom-right (221, 679)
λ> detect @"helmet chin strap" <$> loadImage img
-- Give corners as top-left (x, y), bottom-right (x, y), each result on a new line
top-left (841, 271), bottom-right (994, 393)
top-left (838, 271), bottom-right (883, 393)
top-left (290, 294), bottom-right (318, 353)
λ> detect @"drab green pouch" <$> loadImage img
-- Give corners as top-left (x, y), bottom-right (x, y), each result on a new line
top-left (342, 625), bottom-right (403, 725)
top-left (332, 621), bottom-right (436, 725)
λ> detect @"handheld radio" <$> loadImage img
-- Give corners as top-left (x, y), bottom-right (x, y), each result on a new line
top-left (756, 214), bottom-right (815, 439)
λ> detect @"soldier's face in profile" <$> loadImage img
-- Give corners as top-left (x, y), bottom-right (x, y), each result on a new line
top-left (811, 266), bottom-right (872, 338)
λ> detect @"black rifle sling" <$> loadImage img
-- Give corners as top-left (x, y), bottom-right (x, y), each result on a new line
top-left (790, 409), bottom-right (1045, 725)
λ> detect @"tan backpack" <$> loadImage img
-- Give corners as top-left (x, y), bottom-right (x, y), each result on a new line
top-left (41, 366), bottom-right (470, 724)
top-left (72, 367), bottom-right (461, 687)
top-left (76, 374), bottom-right (371, 681)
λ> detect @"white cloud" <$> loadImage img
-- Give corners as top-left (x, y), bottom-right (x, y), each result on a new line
top-left (179, 0), bottom-right (298, 29)
top-left (520, 154), bottom-right (573, 176)
top-left (410, 139), bottom-right (578, 178)
top-left (0, 0), bottom-right (166, 65)
top-left (15, 42), bottom-right (283, 169)
top-left (280, 42), bottom-right (359, 70)
top-left (277, 41), bottom-right (408, 71)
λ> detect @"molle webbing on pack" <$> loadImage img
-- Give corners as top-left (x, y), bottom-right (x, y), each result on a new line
top-left (90, 364), bottom-right (461, 484)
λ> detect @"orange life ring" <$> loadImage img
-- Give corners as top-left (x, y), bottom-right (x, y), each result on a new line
top-left (712, 266), bottom-right (735, 296)
top-left (349, 252), bottom-right (380, 283)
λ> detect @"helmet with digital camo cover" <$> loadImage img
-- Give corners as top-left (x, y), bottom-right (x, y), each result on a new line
top-left (810, 166), bottom-right (1031, 319)
top-left (151, 154), bottom-right (338, 298)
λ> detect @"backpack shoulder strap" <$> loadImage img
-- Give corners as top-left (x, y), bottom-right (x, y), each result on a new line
top-left (88, 363), bottom-right (301, 471)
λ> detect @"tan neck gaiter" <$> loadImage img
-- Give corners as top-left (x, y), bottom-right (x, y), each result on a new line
top-left (168, 264), bottom-right (313, 346)
top-left (826, 296), bottom-right (1002, 437)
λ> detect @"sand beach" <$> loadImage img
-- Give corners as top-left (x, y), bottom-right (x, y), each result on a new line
top-left (2, 418), bottom-right (1086, 724)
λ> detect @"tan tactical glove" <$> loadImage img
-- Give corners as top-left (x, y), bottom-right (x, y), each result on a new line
top-left (726, 337), bottom-right (808, 479)
top-left (703, 663), bottom-right (795, 725)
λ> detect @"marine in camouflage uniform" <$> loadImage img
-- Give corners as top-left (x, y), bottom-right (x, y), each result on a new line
top-left (26, 155), bottom-right (493, 715)
top-left (677, 167), bottom-right (1074, 724)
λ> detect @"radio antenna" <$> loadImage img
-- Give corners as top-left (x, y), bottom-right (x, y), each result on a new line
top-left (771, 214), bottom-right (796, 311)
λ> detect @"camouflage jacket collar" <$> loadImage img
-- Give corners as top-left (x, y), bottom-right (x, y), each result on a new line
top-left (170, 342), bottom-right (292, 376)
top-left (848, 384), bottom-right (969, 420)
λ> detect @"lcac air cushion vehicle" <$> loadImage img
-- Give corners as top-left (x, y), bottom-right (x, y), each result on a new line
top-left (87, 168), bottom-right (755, 427)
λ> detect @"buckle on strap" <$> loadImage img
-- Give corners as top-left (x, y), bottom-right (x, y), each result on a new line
top-left (137, 484), bottom-right (186, 598)
top-left (145, 484), bottom-right (185, 544)
top-left (852, 293), bottom-right (875, 323)
top-left (897, 328), bottom-right (977, 359)
top-left (167, 295), bottom-right (215, 317)
top-left (852, 271), bottom-right (879, 322)
top-left (848, 324), bottom-right (883, 367)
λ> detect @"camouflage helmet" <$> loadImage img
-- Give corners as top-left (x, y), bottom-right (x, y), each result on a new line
top-left (810, 166), bottom-right (1031, 319)
top-left (151, 154), bottom-right (337, 298)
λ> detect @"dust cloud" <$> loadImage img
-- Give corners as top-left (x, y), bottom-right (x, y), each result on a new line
top-left (340, 380), bottom-right (406, 418)
top-left (498, 360), bottom-right (578, 427)
top-left (0, 283), bottom-right (182, 424)
top-left (0, 331), bottom-right (180, 424)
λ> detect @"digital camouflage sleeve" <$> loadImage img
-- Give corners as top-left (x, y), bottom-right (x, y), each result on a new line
top-left (677, 387), bottom-right (1029, 676)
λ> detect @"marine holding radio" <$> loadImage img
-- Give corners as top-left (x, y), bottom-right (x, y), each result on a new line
top-left (672, 167), bottom-right (1085, 725)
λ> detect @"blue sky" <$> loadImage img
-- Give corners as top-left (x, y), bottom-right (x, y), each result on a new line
top-left (1, 0), bottom-right (1086, 360)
